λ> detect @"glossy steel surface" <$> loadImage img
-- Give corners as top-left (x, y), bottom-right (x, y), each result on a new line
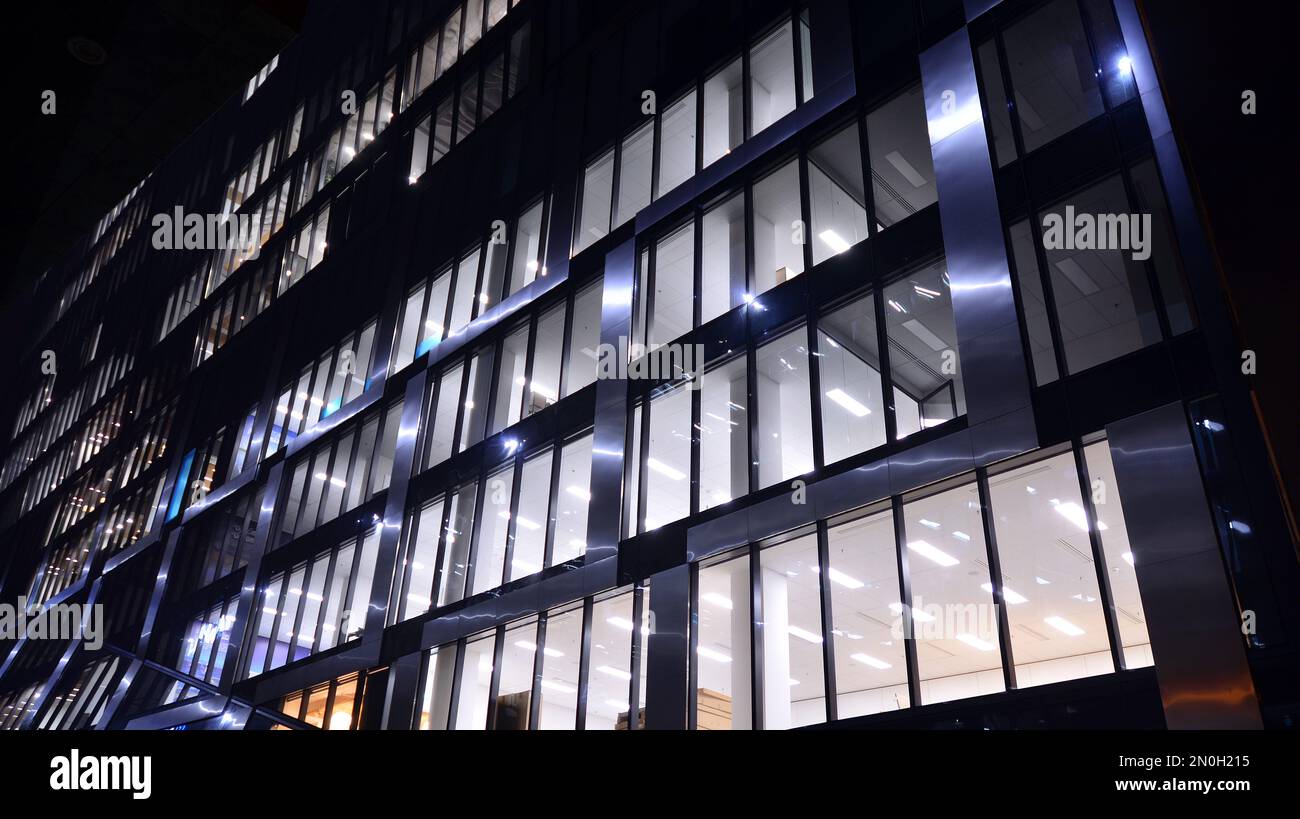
top-left (1107, 402), bottom-right (1262, 729)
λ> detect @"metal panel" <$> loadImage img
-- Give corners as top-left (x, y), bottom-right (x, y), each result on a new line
top-left (644, 563), bottom-right (689, 729)
top-left (1107, 402), bottom-right (1262, 729)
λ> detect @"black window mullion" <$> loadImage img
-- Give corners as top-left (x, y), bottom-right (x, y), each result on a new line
top-left (314, 547), bottom-right (340, 647)
top-left (429, 489), bottom-right (456, 609)
top-left (445, 637), bottom-right (467, 728)
top-left (339, 534), bottom-right (367, 642)
top-left (528, 614), bottom-right (546, 730)
top-left (873, 288), bottom-right (899, 443)
top-left (518, 313), bottom-right (540, 425)
top-left (748, 543), bottom-right (764, 730)
top-left (460, 472), bottom-right (492, 596)
top-left (575, 596), bottom-right (593, 730)
top-left (891, 497), bottom-right (921, 707)
top-left (484, 625), bottom-right (507, 729)
top-left (687, 564), bottom-right (699, 730)
top-left (500, 455), bottom-right (524, 583)
top-left (815, 521), bottom-right (837, 723)
top-left (629, 584), bottom-right (646, 730)
top-left (394, 506), bottom-right (421, 622)
top-left (975, 467), bottom-right (1018, 691)
top-left (541, 439), bottom-right (563, 568)
top-left (1073, 439), bottom-right (1127, 670)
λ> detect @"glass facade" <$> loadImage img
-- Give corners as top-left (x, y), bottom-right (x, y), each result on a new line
top-left (0, 0), bottom-right (1277, 738)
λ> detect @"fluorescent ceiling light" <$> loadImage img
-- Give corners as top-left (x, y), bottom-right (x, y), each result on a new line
top-left (514, 516), bottom-right (542, 532)
top-left (885, 150), bottom-right (928, 188)
top-left (825, 388), bottom-right (871, 417)
top-left (851, 653), bottom-right (893, 670)
top-left (918, 518), bottom-right (941, 529)
top-left (902, 319), bottom-right (948, 352)
top-left (1052, 500), bottom-right (1108, 532)
top-left (819, 229), bottom-right (852, 254)
top-left (1054, 257), bottom-right (1100, 296)
top-left (1044, 616), bottom-right (1085, 637)
top-left (787, 625), bottom-right (823, 644)
top-left (1035, 576), bottom-right (1051, 585)
top-left (951, 531), bottom-right (971, 541)
top-left (597, 665), bottom-right (632, 682)
top-left (566, 485), bottom-right (591, 501)
top-left (702, 592), bottom-right (733, 610)
top-left (515, 640), bottom-right (565, 658)
top-left (827, 567), bottom-right (863, 589)
top-left (1121, 551), bottom-right (1134, 567)
top-left (914, 285), bottom-right (941, 299)
top-left (955, 633), bottom-right (997, 652)
top-left (980, 582), bottom-right (1028, 604)
top-left (907, 539), bottom-right (959, 567)
top-left (696, 646), bottom-right (733, 663)
top-left (888, 299), bottom-right (907, 313)
top-left (646, 457), bottom-right (686, 481)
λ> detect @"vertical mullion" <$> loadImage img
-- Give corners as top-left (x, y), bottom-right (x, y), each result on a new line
top-left (339, 534), bottom-right (367, 642)
top-left (528, 615), bottom-right (546, 730)
top-left (748, 543), bottom-right (764, 730)
top-left (541, 438), bottom-right (563, 568)
top-left (1074, 439), bottom-right (1127, 670)
top-left (314, 548), bottom-right (340, 646)
top-left (500, 454), bottom-right (524, 583)
top-left (608, 142), bottom-right (622, 236)
top-left (629, 584), bottom-right (645, 730)
top-left (805, 316), bottom-right (827, 472)
top-left (555, 286), bottom-right (575, 400)
top-left (265, 575), bottom-right (292, 673)
top-left (790, 8), bottom-right (806, 106)
top-left (485, 625), bottom-right (507, 729)
top-left (636, 395), bottom-right (652, 535)
top-left (461, 472), bottom-right (491, 597)
top-left (575, 596), bottom-right (593, 730)
top-left (891, 497), bottom-right (921, 707)
top-left (394, 506), bottom-right (420, 623)
top-left (975, 467), bottom-right (1018, 691)
top-left (519, 314), bottom-right (539, 425)
top-left (873, 287), bottom-right (899, 444)
top-left (445, 637), bottom-right (467, 728)
top-left (287, 560), bottom-right (313, 663)
top-left (687, 564), bottom-right (700, 730)
top-left (816, 521), bottom-right (837, 723)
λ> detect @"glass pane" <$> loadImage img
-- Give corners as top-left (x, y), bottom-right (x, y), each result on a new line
top-left (585, 592), bottom-right (636, 729)
top-left (755, 327), bottom-right (813, 488)
top-left (426, 364), bottom-right (463, 469)
top-left (527, 305), bottom-right (564, 415)
top-left (507, 200), bottom-right (546, 295)
top-left (1083, 440), bottom-right (1151, 668)
top-left (537, 608), bottom-right (583, 729)
top-left (509, 449), bottom-right (552, 578)
top-left (751, 159), bottom-right (804, 296)
top-left (702, 57), bottom-right (743, 167)
top-left (657, 91), bottom-right (697, 196)
top-left (495, 619), bottom-right (537, 729)
top-left (615, 122), bottom-right (654, 226)
top-left (438, 482), bottom-right (477, 606)
top-left (701, 193), bottom-right (745, 324)
top-left (828, 510), bottom-right (910, 717)
top-left (551, 432), bottom-right (592, 564)
top-left (449, 250), bottom-right (480, 336)
top-left (454, 631), bottom-right (494, 730)
top-left (644, 385), bottom-right (692, 531)
top-left (1129, 159), bottom-right (1195, 335)
top-left (1038, 175), bottom-right (1161, 373)
top-left (988, 450), bottom-right (1114, 686)
top-left (1003, 0), bottom-right (1105, 153)
top-left (575, 150), bottom-right (614, 253)
top-left (809, 123), bottom-right (868, 265)
top-left (749, 21), bottom-right (797, 135)
top-left (472, 465), bottom-right (514, 595)
top-left (419, 645), bottom-right (456, 729)
top-left (402, 498), bottom-right (443, 621)
top-left (867, 85), bottom-right (938, 229)
top-left (696, 554), bottom-right (750, 729)
top-left (564, 279), bottom-right (603, 395)
top-left (459, 347), bottom-right (494, 451)
top-left (883, 260), bottom-right (965, 438)
top-left (1009, 219), bottom-right (1060, 384)
top-left (648, 224), bottom-right (695, 348)
top-left (904, 480), bottom-right (1004, 705)
top-left (818, 293), bottom-right (886, 462)
top-left (490, 324), bottom-right (529, 434)
top-left (700, 357), bottom-right (748, 510)
top-left (758, 534), bottom-right (826, 728)
top-left (976, 39), bottom-right (1017, 167)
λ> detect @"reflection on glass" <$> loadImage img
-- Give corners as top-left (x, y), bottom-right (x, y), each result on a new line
top-left (883, 261), bottom-right (965, 437)
top-left (755, 327), bottom-right (814, 488)
top-left (700, 357), bottom-right (748, 511)
top-left (818, 293), bottom-right (886, 462)
top-left (696, 554), bottom-right (750, 729)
